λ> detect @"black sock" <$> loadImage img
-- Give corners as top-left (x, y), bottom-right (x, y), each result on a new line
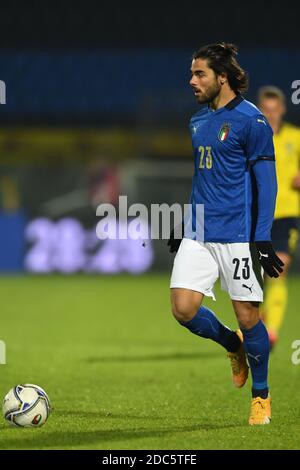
top-left (223, 331), bottom-right (241, 353)
top-left (252, 387), bottom-right (269, 399)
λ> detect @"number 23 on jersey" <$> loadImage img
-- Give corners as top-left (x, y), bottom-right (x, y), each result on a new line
top-left (198, 145), bottom-right (213, 169)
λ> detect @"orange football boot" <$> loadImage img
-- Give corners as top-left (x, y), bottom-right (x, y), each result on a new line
top-left (249, 396), bottom-right (271, 425)
top-left (227, 329), bottom-right (249, 388)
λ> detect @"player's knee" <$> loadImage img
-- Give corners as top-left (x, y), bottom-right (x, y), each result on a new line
top-left (235, 302), bottom-right (260, 329)
top-left (238, 317), bottom-right (255, 330)
top-left (171, 299), bottom-right (198, 323)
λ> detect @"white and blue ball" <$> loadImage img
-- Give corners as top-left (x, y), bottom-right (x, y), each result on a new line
top-left (3, 384), bottom-right (51, 427)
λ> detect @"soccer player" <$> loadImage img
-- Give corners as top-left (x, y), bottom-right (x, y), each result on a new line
top-left (168, 43), bottom-right (284, 425)
top-left (258, 86), bottom-right (300, 348)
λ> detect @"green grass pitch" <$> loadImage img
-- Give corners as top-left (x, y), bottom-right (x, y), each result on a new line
top-left (0, 274), bottom-right (299, 449)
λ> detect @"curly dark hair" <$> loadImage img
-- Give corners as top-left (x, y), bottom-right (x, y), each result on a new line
top-left (192, 42), bottom-right (248, 94)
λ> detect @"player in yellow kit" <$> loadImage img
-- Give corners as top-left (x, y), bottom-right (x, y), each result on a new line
top-left (258, 86), bottom-right (300, 348)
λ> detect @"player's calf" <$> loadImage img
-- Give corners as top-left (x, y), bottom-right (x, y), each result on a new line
top-left (172, 298), bottom-right (242, 354)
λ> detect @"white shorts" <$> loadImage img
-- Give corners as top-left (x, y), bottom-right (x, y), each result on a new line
top-left (170, 238), bottom-right (264, 302)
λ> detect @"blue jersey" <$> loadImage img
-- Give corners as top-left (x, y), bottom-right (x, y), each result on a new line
top-left (187, 95), bottom-right (275, 243)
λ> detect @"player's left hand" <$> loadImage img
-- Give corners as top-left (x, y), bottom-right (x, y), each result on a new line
top-left (255, 241), bottom-right (284, 278)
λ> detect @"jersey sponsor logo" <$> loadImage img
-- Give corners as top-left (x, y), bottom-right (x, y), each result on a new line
top-left (192, 124), bottom-right (199, 134)
top-left (258, 251), bottom-right (269, 260)
top-left (242, 283), bottom-right (254, 293)
top-left (257, 118), bottom-right (267, 126)
top-left (218, 122), bottom-right (231, 142)
top-left (247, 353), bottom-right (261, 363)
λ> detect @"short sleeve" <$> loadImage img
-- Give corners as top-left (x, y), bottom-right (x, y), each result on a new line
top-left (244, 115), bottom-right (275, 164)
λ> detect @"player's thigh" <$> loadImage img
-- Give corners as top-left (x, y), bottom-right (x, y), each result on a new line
top-left (217, 242), bottom-right (263, 303)
top-left (170, 238), bottom-right (219, 297)
top-left (170, 238), bottom-right (218, 321)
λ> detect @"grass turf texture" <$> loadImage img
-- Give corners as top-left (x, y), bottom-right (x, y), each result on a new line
top-left (0, 274), bottom-right (299, 450)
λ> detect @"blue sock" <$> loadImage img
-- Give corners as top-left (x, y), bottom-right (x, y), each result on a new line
top-left (241, 320), bottom-right (270, 398)
top-left (180, 305), bottom-right (241, 352)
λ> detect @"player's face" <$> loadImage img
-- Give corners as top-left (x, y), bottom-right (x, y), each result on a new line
top-left (190, 58), bottom-right (221, 104)
top-left (259, 97), bottom-right (286, 128)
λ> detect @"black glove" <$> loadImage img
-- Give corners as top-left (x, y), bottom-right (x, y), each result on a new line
top-left (167, 222), bottom-right (184, 253)
top-left (255, 241), bottom-right (284, 278)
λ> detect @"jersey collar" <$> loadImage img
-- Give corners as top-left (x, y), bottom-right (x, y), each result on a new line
top-left (206, 94), bottom-right (244, 115)
top-left (225, 94), bottom-right (244, 110)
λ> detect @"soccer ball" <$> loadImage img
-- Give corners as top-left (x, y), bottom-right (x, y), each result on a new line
top-left (3, 384), bottom-right (51, 427)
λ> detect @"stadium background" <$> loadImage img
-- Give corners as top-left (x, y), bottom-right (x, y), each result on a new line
top-left (0, 0), bottom-right (300, 450)
top-left (0, 1), bottom-right (300, 274)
